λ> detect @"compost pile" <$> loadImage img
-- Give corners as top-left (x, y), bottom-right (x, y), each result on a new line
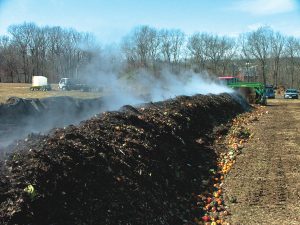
top-left (0, 93), bottom-right (247, 225)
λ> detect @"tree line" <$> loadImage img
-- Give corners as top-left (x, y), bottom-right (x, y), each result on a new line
top-left (0, 23), bottom-right (300, 88)
top-left (0, 23), bottom-right (97, 83)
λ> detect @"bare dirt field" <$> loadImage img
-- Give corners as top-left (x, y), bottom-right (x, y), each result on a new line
top-left (223, 98), bottom-right (300, 225)
top-left (0, 83), bottom-right (103, 103)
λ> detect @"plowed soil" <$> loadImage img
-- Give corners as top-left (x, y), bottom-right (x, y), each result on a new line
top-left (223, 99), bottom-right (300, 225)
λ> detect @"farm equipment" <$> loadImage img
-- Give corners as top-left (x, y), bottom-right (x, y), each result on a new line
top-left (219, 76), bottom-right (266, 104)
top-left (30, 76), bottom-right (52, 91)
top-left (58, 78), bottom-right (103, 92)
top-left (58, 78), bottom-right (90, 92)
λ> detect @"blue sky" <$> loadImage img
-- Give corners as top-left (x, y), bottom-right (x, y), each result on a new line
top-left (0, 0), bottom-right (299, 44)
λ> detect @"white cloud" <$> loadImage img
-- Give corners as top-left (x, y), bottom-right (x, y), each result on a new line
top-left (246, 21), bottom-right (300, 37)
top-left (247, 23), bottom-right (275, 31)
top-left (247, 23), bottom-right (264, 31)
top-left (232, 0), bottom-right (297, 15)
top-left (272, 22), bottom-right (300, 37)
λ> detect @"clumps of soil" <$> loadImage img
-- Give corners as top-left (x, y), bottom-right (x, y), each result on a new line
top-left (0, 93), bottom-right (248, 225)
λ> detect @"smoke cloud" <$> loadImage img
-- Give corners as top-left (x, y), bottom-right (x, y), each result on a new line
top-left (79, 45), bottom-right (232, 110)
top-left (99, 69), bottom-right (233, 111)
top-left (0, 46), bottom-right (232, 151)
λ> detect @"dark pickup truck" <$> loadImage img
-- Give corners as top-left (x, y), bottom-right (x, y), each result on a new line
top-left (265, 85), bottom-right (275, 99)
top-left (58, 78), bottom-right (90, 92)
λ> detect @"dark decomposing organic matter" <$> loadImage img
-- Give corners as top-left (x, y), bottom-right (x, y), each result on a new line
top-left (0, 93), bottom-right (248, 225)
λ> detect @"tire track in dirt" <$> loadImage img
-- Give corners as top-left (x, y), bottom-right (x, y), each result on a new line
top-left (223, 99), bottom-right (300, 225)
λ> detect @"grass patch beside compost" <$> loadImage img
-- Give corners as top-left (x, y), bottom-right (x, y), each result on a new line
top-left (0, 83), bottom-right (103, 103)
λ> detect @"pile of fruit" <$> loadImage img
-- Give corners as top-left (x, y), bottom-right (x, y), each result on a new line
top-left (193, 105), bottom-right (266, 225)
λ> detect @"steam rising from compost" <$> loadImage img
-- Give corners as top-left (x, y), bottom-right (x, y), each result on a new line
top-left (80, 45), bottom-right (232, 110)
top-left (101, 70), bottom-right (232, 111)
top-left (0, 46), bottom-right (232, 151)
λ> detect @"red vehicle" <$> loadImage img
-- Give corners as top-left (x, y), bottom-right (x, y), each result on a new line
top-left (218, 76), bottom-right (239, 85)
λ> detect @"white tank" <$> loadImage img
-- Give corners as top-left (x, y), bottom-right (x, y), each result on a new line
top-left (32, 76), bottom-right (48, 86)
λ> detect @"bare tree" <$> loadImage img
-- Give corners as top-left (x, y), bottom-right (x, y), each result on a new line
top-left (187, 33), bottom-right (207, 71)
top-left (219, 37), bottom-right (237, 76)
top-left (134, 26), bottom-right (157, 67)
top-left (45, 26), bottom-right (66, 81)
top-left (8, 23), bottom-right (34, 82)
top-left (188, 33), bottom-right (236, 75)
top-left (121, 25), bottom-right (160, 71)
top-left (160, 29), bottom-right (185, 63)
top-left (27, 24), bottom-right (47, 79)
top-left (0, 35), bottom-right (20, 82)
top-left (284, 36), bottom-right (300, 88)
top-left (1, 23), bottom-right (100, 83)
top-left (243, 26), bottom-right (272, 85)
top-left (160, 29), bottom-right (172, 63)
top-left (159, 29), bottom-right (185, 73)
top-left (1, 22), bottom-right (300, 89)
top-left (121, 35), bottom-right (139, 70)
top-left (270, 31), bottom-right (285, 87)
top-left (204, 34), bottom-right (223, 74)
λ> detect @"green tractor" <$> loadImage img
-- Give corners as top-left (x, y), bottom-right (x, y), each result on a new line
top-left (219, 76), bottom-right (266, 105)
